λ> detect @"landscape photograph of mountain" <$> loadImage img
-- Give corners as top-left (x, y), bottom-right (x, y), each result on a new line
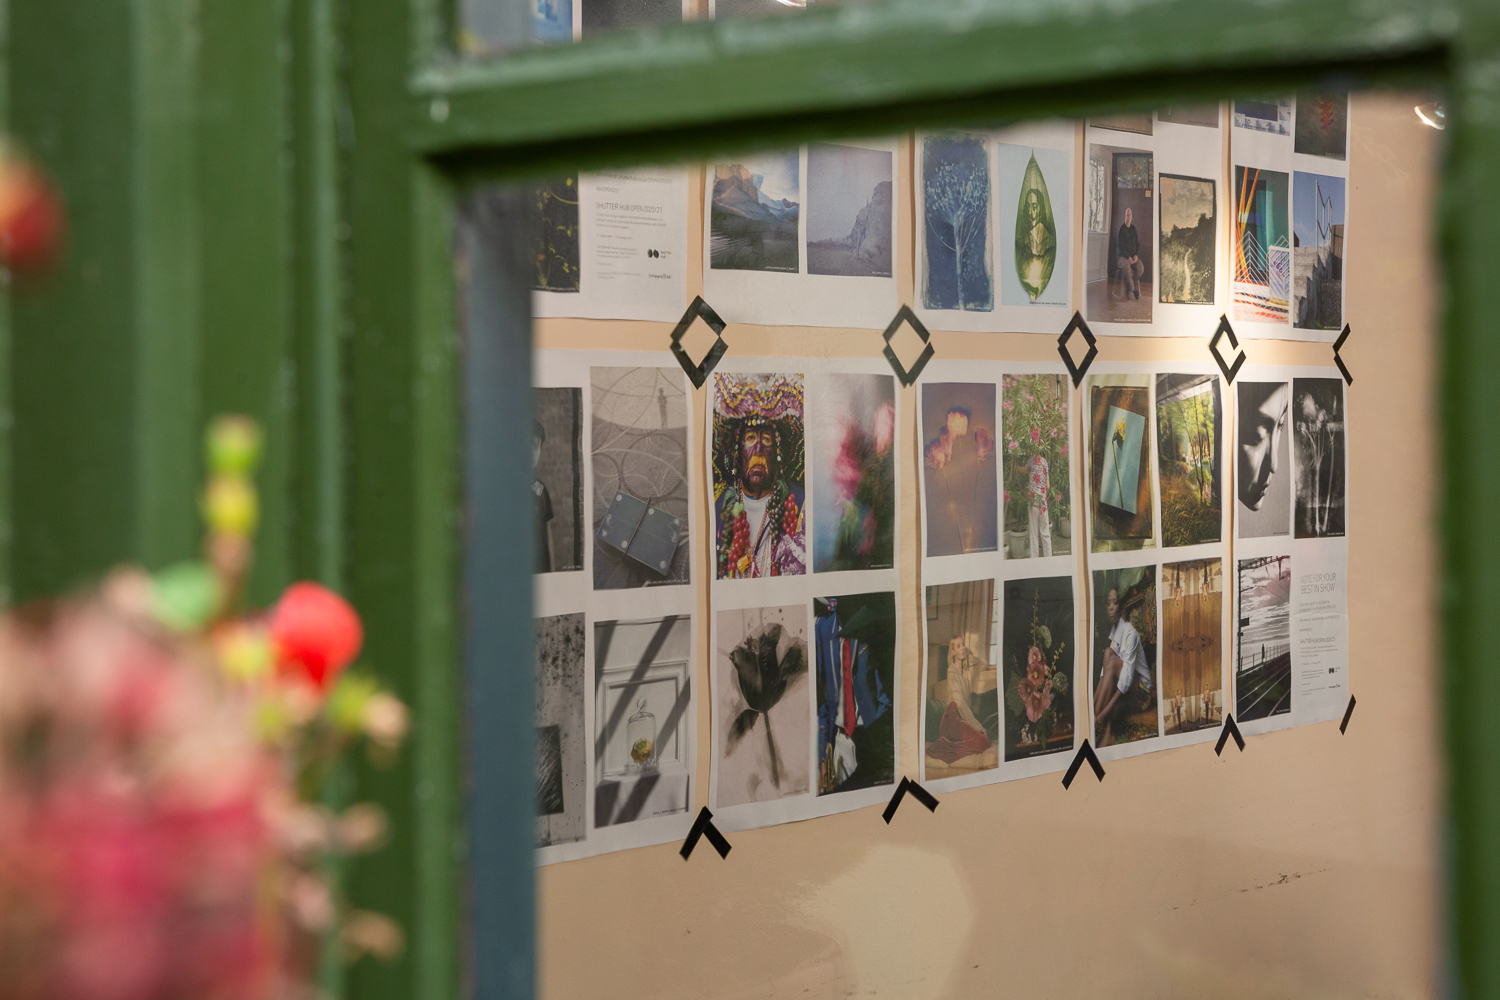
top-left (710, 151), bottom-right (800, 272)
top-left (805, 143), bottom-right (893, 277)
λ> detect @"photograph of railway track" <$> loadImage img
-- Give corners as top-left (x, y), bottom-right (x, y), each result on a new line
top-left (1235, 555), bottom-right (1291, 722)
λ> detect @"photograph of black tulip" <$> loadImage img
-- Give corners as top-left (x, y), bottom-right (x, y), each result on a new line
top-left (715, 606), bottom-right (812, 807)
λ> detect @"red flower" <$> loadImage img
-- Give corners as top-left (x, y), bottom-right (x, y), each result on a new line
top-left (270, 583), bottom-right (364, 690)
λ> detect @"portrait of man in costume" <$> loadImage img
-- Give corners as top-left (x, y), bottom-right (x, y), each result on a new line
top-left (712, 372), bottom-right (807, 579)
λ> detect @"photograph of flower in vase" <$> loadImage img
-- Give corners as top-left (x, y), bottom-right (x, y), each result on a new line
top-left (1001, 575), bottom-right (1075, 761)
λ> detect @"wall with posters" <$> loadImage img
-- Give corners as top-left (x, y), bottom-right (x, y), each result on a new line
top-left (513, 93), bottom-right (1439, 999)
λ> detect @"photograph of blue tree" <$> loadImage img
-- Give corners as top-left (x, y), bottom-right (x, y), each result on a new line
top-left (535, 613), bottom-right (586, 848)
top-left (1293, 378), bottom-right (1346, 539)
top-left (922, 382), bottom-right (998, 556)
top-left (1002, 575), bottom-right (1074, 761)
top-left (1087, 378), bottom-right (1154, 551)
top-left (1292, 171), bottom-right (1346, 330)
top-left (815, 592), bottom-right (896, 795)
top-left (806, 143), bottom-right (893, 277)
top-left (1294, 92), bottom-right (1348, 159)
top-left (710, 151), bottom-right (800, 273)
top-left (1158, 174), bottom-right (1216, 305)
top-left (1091, 565), bottom-right (1159, 748)
top-left (922, 133), bottom-right (992, 311)
top-left (1156, 373), bottom-right (1221, 548)
top-left (1236, 555), bottom-right (1292, 722)
top-left (529, 175), bottom-right (580, 292)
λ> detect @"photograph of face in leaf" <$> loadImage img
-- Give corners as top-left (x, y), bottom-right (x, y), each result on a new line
top-left (716, 605), bottom-right (810, 808)
top-left (1091, 565), bottom-right (1159, 748)
top-left (815, 592), bottom-right (896, 796)
top-left (923, 580), bottom-right (998, 778)
top-left (1156, 373), bottom-right (1221, 548)
top-left (1293, 377), bottom-right (1346, 539)
top-left (997, 143), bottom-right (1068, 307)
top-left (1001, 575), bottom-right (1074, 762)
top-left (1087, 376), bottom-right (1154, 552)
top-left (922, 382), bottom-right (998, 557)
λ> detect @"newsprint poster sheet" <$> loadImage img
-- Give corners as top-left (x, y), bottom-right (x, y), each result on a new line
top-left (532, 350), bottom-right (699, 864)
top-left (916, 358), bottom-right (1083, 792)
top-left (706, 356), bottom-right (903, 833)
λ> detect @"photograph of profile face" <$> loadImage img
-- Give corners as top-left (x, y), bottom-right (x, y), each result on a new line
top-left (1236, 381), bottom-right (1290, 538)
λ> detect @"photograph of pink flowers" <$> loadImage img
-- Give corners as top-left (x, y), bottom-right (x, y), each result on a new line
top-left (923, 579), bottom-right (999, 777)
top-left (922, 382), bottom-right (998, 557)
top-left (1090, 564), bottom-right (1160, 748)
top-left (1001, 373), bottom-right (1071, 559)
top-left (1001, 575), bottom-right (1074, 761)
top-left (812, 373), bottom-right (896, 572)
top-left (1086, 374), bottom-right (1155, 552)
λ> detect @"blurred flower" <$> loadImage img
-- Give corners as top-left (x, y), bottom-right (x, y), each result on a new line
top-left (341, 911), bottom-right (405, 962)
top-left (362, 693), bottom-right (409, 749)
top-left (974, 428), bottom-right (994, 461)
top-left (944, 408), bottom-right (969, 438)
top-left (206, 416), bottom-right (263, 477)
top-left (203, 476), bottom-right (259, 537)
top-left (873, 401), bottom-right (895, 456)
top-left (0, 154), bottom-right (64, 274)
top-left (271, 583), bottom-right (363, 691)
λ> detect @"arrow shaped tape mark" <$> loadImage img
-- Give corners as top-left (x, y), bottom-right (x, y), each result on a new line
top-left (881, 777), bottom-right (910, 824)
top-left (1340, 695), bottom-right (1356, 734)
top-left (680, 806), bottom-right (731, 861)
top-left (1215, 714), bottom-right (1245, 756)
top-left (1209, 315), bottom-right (1247, 385)
top-left (1333, 323), bottom-right (1353, 385)
top-left (1062, 739), bottom-right (1105, 789)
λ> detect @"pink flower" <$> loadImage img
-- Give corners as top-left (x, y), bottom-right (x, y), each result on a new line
top-left (974, 428), bottom-right (995, 461)
top-left (1007, 439), bottom-right (1018, 452)
top-left (858, 510), bottom-right (876, 556)
top-left (924, 429), bottom-right (952, 470)
top-left (1030, 426), bottom-right (1041, 446)
top-left (1060, 444), bottom-right (1068, 457)
top-left (873, 402), bottom-right (895, 456)
top-left (1004, 490), bottom-right (1011, 503)
top-left (833, 424), bottom-right (863, 501)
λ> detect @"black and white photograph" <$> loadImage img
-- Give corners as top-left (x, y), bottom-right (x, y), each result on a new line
top-left (806, 143), bottom-right (893, 277)
top-left (535, 613), bottom-right (587, 848)
top-left (1293, 377), bottom-right (1346, 539)
top-left (1236, 381), bottom-right (1291, 538)
top-left (1236, 556), bottom-right (1292, 722)
top-left (534, 387), bottom-right (583, 574)
top-left (594, 615), bottom-right (693, 827)
top-left (591, 366), bottom-right (691, 588)
top-left (715, 605), bottom-right (811, 807)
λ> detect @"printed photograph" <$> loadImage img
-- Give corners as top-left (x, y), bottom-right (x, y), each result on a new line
top-left (998, 143), bottom-right (1069, 306)
top-left (1091, 565), bottom-right (1159, 748)
top-left (924, 580), bottom-right (998, 778)
top-left (922, 382), bottom-right (998, 557)
top-left (591, 367), bottom-right (691, 588)
top-left (716, 605), bottom-right (811, 808)
top-left (1160, 560), bottom-right (1223, 736)
top-left (1233, 165), bottom-right (1291, 322)
top-left (1158, 174), bottom-right (1216, 305)
top-left (806, 143), bottom-right (893, 277)
top-left (1157, 104), bottom-right (1220, 128)
top-left (1002, 575), bottom-right (1075, 762)
top-left (580, 0), bottom-right (681, 36)
top-left (531, 0), bottom-right (573, 44)
top-left (1293, 377), bottom-right (1346, 539)
top-left (1237, 381), bottom-right (1291, 538)
top-left (710, 151), bottom-right (800, 273)
top-left (1090, 113), bottom-right (1152, 135)
top-left (1001, 374), bottom-right (1071, 559)
top-left (1236, 556), bottom-right (1292, 722)
top-left (529, 175), bottom-right (580, 292)
top-left (535, 613), bottom-right (586, 848)
top-left (712, 372), bottom-right (806, 578)
top-left (593, 615), bottom-right (692, 827)
top-left (1233, 97), bottom-right (1292, 135)
top-left (922, 133), bottom-right (993, 311)
top-left (815, 592), bottom-right (896, 796)
top-left (534, 387), bottom-right (583, 574)
top-left (1085, 146), bottom-right (1153, 323)
top-left (1294, 92), bottom-right (1349, 159)
top-left (1156, 373), bottom-right (1221, 548)
top-left (1087, 376), bottom-right (1154, 551)
top-left (1292, 171), bottom-right (1346, 331)
top-left (812, 373), bottom-right (896, 573)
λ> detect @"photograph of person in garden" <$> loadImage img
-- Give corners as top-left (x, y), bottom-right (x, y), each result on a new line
top-left (1001, 373), bottom-right (1071, 558)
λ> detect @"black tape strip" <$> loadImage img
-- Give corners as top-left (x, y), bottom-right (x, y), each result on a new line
top-left (1209, 315), bottom-right (1247, 385)
top-left (1340, 695), bottom-right (1356, 734)
top-left (880, 306), bottom-right (936, 387)
top-left (670, 296), bottom-right (728, 389)
top-left (1333, 323), bottom-right (1353, 385)
top-left (1061, 739), bottom-right (1105, 789)
top-left (881, 777), bottom-right (911, 824)
top-left (1057, 312), bottom-right (1098, 388)
top-left (1214, 714), bottom-right (1245, 756)
top-left (679, 806), bottom-right (731, 860)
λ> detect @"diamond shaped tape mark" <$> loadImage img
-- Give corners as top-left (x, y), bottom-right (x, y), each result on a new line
top-left (880, 305), bottom-right (935, 387)
top-left (670, 296), bottom-right (728, 389)
top-left (1208, 314), bottom-right (1246, 385)
top-left (1057, 312), bottom-right (1098, 387)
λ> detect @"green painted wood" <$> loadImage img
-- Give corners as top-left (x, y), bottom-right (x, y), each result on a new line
top-left (411, 0), bottom-right (1453, 168)
top-left (198, 0), bottom-right (295, 608)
